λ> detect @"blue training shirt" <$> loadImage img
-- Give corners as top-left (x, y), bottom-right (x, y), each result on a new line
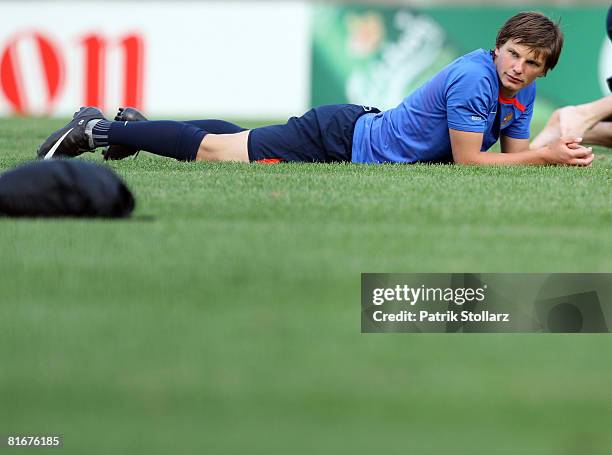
top-left (351, 49), bottom-right (536, 164)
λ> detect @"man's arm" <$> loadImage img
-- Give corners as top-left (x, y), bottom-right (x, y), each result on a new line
top-left (449, 129), bottom-right (594, 166)
top-left (500, 135), bottom-right (530, 154)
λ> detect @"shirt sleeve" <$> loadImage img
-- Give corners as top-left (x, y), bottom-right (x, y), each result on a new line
top-left (445, 66), bottom-right (494, 133)
top-left (502, 84), bottom-right (536, 139)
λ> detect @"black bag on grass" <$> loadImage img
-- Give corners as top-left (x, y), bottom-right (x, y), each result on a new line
top-left (0, 160), bottom-right (135, 218)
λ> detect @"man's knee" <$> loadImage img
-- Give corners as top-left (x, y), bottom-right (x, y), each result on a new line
top-left (195, 134), bottom-right (218, 161)
top-left (196, 131), bottom-right (250, 162)
top-left (550, 108), bottom-right (561, 123)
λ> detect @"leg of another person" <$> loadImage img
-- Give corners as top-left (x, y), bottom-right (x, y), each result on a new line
top-left (582, 121), bottom-right (612, 147)
top-left (531, 95), bottom-right (612, 149)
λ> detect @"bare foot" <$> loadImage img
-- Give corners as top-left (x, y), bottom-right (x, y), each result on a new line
top-left (559, 105), bottom-right (596, 138)
top-left (530, 109), bottom-right (560, 149)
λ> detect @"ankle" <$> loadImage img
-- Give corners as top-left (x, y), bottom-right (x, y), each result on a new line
top-left (86, 119), bottom-right (112, 148)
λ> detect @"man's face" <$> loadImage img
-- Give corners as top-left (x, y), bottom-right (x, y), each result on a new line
top-left (494, 40), bottom-right (547, 96)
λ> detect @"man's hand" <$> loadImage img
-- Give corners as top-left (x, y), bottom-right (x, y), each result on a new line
top-left (543, 136), bottom-right (594, 166)
top-left (449, 129), bottom-right (595, 166)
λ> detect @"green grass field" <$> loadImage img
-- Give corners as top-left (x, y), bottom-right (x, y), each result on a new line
top-left (1, 117), bottom-right (611, 454)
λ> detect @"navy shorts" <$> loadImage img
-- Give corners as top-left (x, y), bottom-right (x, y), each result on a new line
top-left (247, 104), bottom-right (380, 163)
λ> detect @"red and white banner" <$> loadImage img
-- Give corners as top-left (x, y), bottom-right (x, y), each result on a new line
top-left (0, 1), bottom-right (310, 118)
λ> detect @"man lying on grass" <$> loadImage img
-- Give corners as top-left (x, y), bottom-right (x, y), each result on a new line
top-left (37, 11), bottom-right (595, 167)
